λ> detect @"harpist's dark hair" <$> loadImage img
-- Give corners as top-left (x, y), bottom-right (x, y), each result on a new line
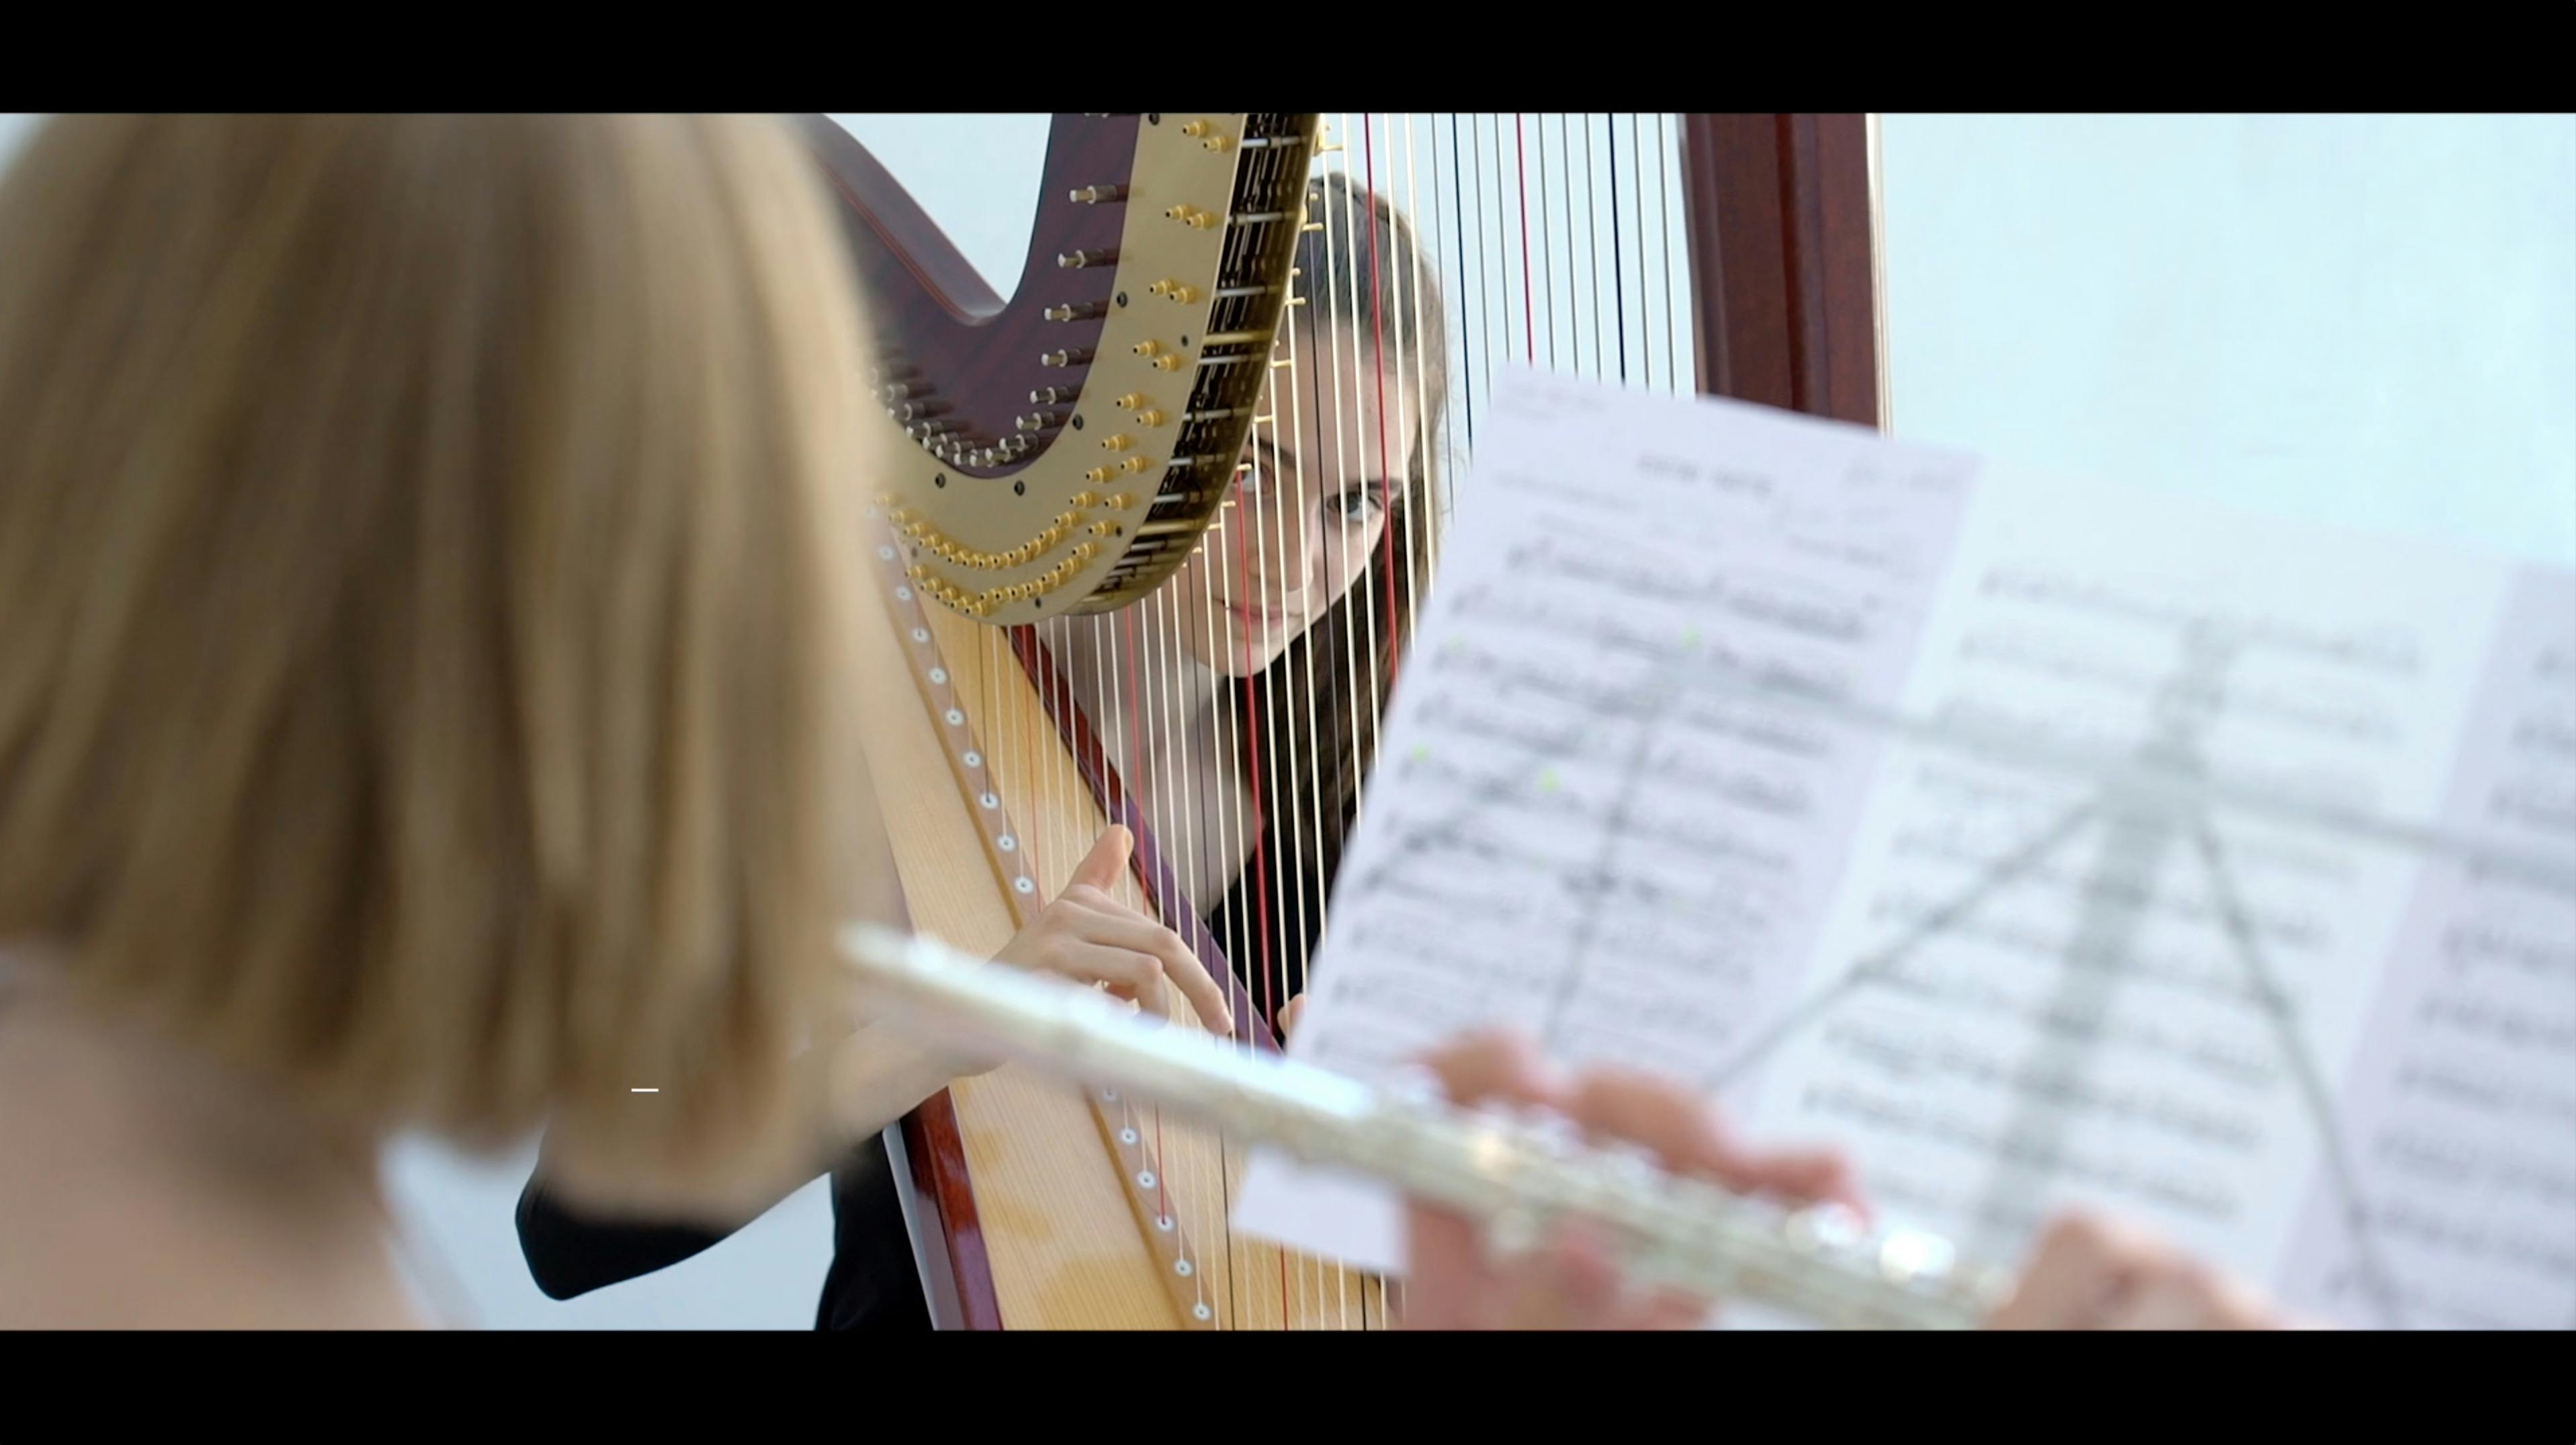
top-left (1233, 171), bottom-right (1449, 1001)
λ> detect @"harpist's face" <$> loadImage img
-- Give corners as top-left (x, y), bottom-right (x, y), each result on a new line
top-left (1162, 323), bottom-right (1419, 679)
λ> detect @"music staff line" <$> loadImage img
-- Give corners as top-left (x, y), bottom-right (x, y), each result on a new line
top-left (1424, 593), bottom-right (2576, 886)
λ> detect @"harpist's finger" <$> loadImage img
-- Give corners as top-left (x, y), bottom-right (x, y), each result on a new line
top-left (1063, 907), bottom-right (1232, 1034)
top-left (1064, 826), bottom-right (1133, 897)
top-left (1053, 942), bottom-right (1168, 1019)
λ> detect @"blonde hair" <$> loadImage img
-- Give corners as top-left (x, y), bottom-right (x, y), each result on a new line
top-left (0, 114), bottom-right (887, 1214)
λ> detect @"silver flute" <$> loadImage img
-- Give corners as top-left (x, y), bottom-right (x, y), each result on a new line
top-left (841, 923), bottom-right (2015, 1329)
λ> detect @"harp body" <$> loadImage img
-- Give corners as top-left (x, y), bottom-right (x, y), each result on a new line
top-left (800, 112), bottom-right (1879, 1329)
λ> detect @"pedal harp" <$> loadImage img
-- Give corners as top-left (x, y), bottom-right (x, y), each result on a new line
top-left (795, 113), bottom-right (1880, 1329)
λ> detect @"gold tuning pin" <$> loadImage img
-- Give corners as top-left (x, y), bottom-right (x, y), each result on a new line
top-left (1180, 120), bottom-right (1209, 137)
top-left (1118, 456), bottom-right (1149, 474)
top-left (1153, 354), bottom-right (1184, 371)
top-left (1086, 466), bottom-right (1113, 484)
top-left (1131, 339), bottom-right (1163, 358)
top-left (1070, 490), bottom-right (1100, 507)
top-left (1111, 394), bottom-right (1149, 411)
top-left (1103, 493), bottom-right (1135, 509)
top-left (1166, 284), bottom-right (1198, 303)
top-left (1099, 434), bottom-right (1133, 452)
top-left (1132, 409), bottom-right (1166, 427)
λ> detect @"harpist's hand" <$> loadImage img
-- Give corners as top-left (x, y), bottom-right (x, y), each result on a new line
top-left (1986, 1213), bottom-right (2299, 1330)
top-left (991, 827), bottom-right (1234, 1036)
top-left (1400, 1032), bottom-right (1864, 1330)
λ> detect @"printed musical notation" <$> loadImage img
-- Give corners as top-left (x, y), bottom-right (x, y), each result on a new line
top-left (1234, 368), bottom-right (2576, 1331)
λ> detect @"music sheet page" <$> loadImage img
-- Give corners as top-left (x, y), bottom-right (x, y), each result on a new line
top-left (1232, 367), bottom-right (2575, 1329)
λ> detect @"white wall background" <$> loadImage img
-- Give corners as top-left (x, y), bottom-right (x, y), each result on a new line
top-left (4, 112), bottom-right (2567, 1326)
top-left (1879, 113), bottom-right (2576, 567)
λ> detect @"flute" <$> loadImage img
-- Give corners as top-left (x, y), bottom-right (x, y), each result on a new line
top-left (841, 923), bottom-right (2015, 1330)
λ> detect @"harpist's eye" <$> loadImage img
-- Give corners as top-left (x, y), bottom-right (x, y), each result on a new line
top-left (1332, 487), bottom-right (1386, 526)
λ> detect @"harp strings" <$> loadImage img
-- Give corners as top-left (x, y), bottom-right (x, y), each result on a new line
top-left (953, 115), bottom-right (1697, 1326)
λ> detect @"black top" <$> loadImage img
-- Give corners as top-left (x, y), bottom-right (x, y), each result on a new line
top-left (515, 864), bottom-right (1327, 1329)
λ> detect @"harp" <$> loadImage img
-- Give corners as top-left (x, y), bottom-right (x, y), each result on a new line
top-left (798, 112), bottom-right (1880, 1329)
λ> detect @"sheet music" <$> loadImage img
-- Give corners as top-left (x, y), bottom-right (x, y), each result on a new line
top-left (1233, 368), bottom-right (2576, 1329)
top-left (2272, 567), bottom-right (2576, 1328)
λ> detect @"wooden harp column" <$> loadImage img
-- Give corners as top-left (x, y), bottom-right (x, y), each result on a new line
top-left (1680, 114), bottom-right (1883, 429)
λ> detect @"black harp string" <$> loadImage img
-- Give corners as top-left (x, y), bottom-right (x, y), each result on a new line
top-left (1658, 112), bottom-right (1680, 395)
top-left (1537, 113), bottom-right (1556, 374)
top-left (1608, 113), bottom-right (1627, 386)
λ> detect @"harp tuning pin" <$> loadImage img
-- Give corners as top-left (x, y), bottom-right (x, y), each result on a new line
top-left (1069, 183), bottom-right (1129, 204)
top-left (1113, 393), bottom-right (1150, 410)
top-left (1103, 494), bottom-right (1136, 509)
top-left (895, 400), bottom-right (948, 422)
top-left (1030, 386), bottom-right (1072, 406)
top-left (1131, 340), bottom-right (1162, 358)
top-left (1085, 466), bottom-right (1114, 485)
top-left (1043, 300), bottom-right (1109, 323)
top-left (878, 381), bottom-right (916, 403)
top-left (1099, 434), bottom-right (1133, 452)
top-left (1017, 411), bottom-right (1064, 433)
top-left (1152, 354), bottom-right (1185, 372)
top-left (1179, 120), bottom-right (1209, 137)
top-left (1166, 284), bottom-right (1199, 303)
top-left (1058, 248), bottom-right (1119, 269)
top-left (1201, 134), bottom-right (1232, 153)
top-left (1117, 455), bottom-right (1148, 474)
top-left (1133, 409), bottom-right (1165, 427)
top-left (1069, 491), bottom-right (1098, 507)
top-left (1041, 348), bottom-right (1094, 368)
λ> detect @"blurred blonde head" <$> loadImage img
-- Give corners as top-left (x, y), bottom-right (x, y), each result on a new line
top-left (0, 114), bottom-right (888, 1214)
